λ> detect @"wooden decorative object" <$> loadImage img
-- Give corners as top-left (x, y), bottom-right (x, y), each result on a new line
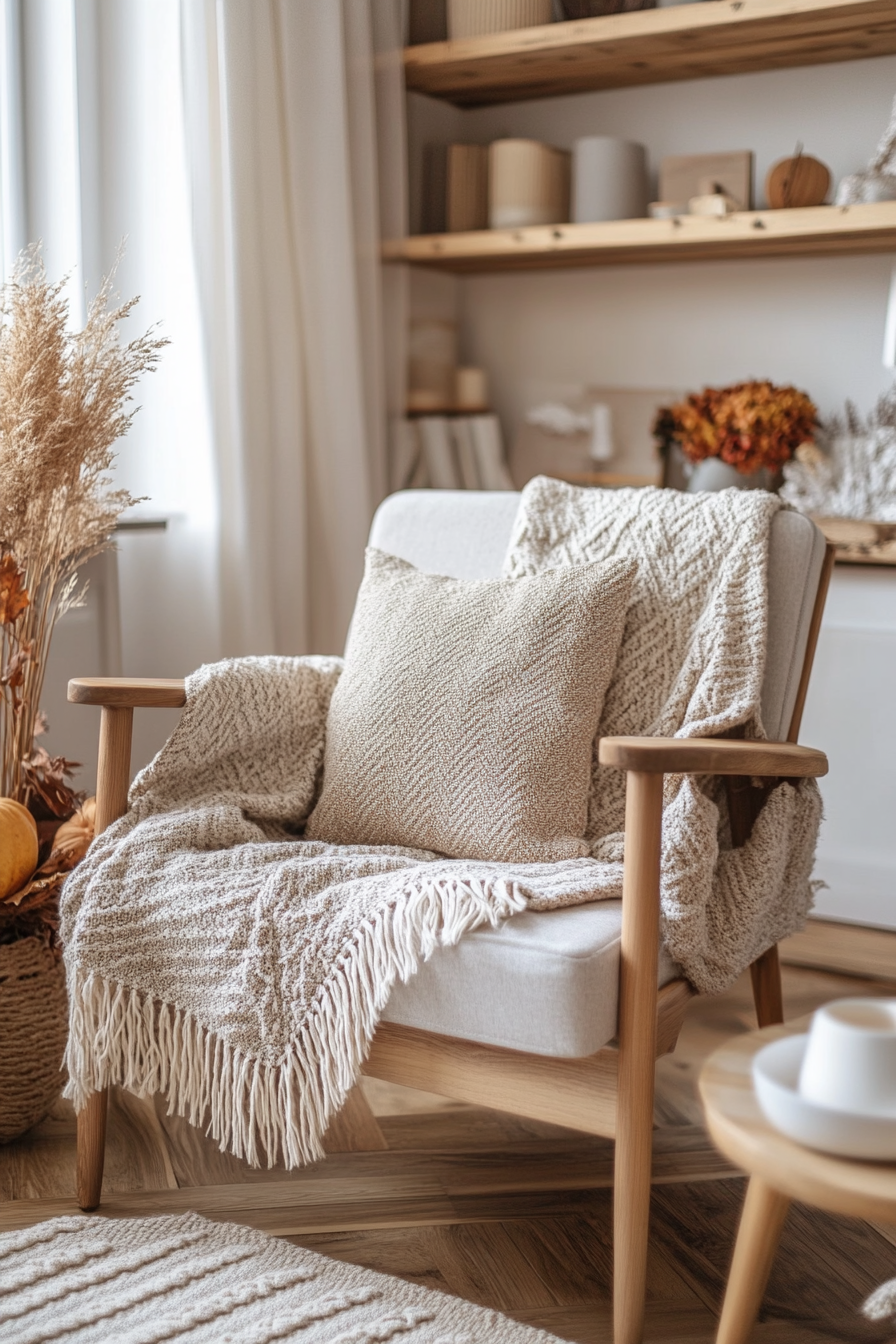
top-left (659, 150), bottom-right (753, 211)
top-left (766, 153), bottom-right (831, 208)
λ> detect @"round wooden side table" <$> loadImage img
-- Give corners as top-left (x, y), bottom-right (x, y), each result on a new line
top-left (699, 1021), bottom-right (896, 1344)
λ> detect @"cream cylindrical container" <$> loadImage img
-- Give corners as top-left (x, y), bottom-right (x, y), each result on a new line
top-left (489, 140), bottom-right (570, 230)
top-left (448, 0), bottom-right (552, 39)
top-left (571, 137), bottom-right (649, 223)
top-left (455, 367), bottom-right (489, 411)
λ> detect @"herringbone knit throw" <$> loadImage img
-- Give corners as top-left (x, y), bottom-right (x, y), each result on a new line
top-left (503, 478), bottom-right (823, 990)
top-left (0, 1212), bottom-right (565, 1342)
top-left (62, 656), bottom-right (606, 1168)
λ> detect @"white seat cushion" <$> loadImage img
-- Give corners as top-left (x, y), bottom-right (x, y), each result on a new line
top-left (383, 901), bottom-right (682, 1057)
top-left (369, 488), bottom-right (826, 1057)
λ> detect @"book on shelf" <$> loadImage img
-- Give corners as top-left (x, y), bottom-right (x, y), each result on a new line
top-left (417, 415), bottom-right (460, 489)
top-left (399, 414), bottom-right (514, 492)
top-left (447, 145), bottom-right (488, 233)
top-left (421, 143), bottom-right (489, 234)
top-left (467, 414), bottom-right (514, 490)
top-left (448, 417), bottom-right (481, 490)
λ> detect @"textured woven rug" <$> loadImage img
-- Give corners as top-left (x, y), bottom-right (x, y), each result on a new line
top-left (0, 1212), bottom-right (564, 1343)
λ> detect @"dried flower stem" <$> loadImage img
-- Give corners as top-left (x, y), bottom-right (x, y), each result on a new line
top-left (0, 247), bottom-right (166, 799)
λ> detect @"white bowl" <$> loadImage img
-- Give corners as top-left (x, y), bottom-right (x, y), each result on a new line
top-left (753, 1035), bottom-right (896, 1160)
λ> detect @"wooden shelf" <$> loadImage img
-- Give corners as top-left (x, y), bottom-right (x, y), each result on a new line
top-left (405, 0), bottom-right (896, 105)
top-left (383, 201), bottom-right (896, 272)
top-left (814, 516), bottom-right (896, 565)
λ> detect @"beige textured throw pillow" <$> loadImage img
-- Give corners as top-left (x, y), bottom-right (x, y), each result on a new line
top-left (305, 548), bottom-right (637, 864)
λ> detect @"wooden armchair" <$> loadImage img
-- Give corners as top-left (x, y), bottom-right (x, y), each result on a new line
top-left (68, 490), bottom-right (832, 1344)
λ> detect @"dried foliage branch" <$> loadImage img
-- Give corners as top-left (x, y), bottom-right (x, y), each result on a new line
top-left (653, 380), bottom-right (818, 477)
top-left (0, 247), bottom-right (167, 799)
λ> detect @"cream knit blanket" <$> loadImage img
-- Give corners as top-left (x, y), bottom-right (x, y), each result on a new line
top-left (62, 481), bottom-right (820, 1168)
top-left (504, 479), bottom-right (822, 986)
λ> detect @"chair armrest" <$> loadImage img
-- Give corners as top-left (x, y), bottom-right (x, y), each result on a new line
top-left (598, 737), bottom-right (827, 778)
top-left (68, 677), bottom-right (187, 709)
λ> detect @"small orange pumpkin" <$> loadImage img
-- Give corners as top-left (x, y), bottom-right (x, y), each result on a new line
top-left (0, 798), bottom-right (39, 900)
top-left (52, 797), bottom-right (96, 867)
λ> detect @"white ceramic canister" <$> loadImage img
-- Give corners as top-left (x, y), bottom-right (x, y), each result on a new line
top-left (489, 139), bottom-right (570, 229)
top-left (572, 137), bottom-right (649, 224)
top-left (448, 0), bottom-right (552, 39)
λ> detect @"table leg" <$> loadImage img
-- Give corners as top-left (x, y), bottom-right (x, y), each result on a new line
top-left (716, 1177), bottom-right (790, 1344)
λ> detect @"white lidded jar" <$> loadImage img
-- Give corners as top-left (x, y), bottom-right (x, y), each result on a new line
top-left (489, 139), bottom-right (570, 229)
top-left (572, 137), bottom-right (649, 223)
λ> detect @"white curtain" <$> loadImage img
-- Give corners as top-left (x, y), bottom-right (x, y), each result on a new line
top-left (0, 0), bottom-right (406, 703)
top-left (181, 0), bottom-right (406, 657)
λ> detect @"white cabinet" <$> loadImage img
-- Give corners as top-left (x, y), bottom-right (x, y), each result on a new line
top-left (801, 566), bottom-right (896, 930)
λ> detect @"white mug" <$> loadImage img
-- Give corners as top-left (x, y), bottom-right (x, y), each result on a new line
top-left (798, 998), bottom-right (896, 1116)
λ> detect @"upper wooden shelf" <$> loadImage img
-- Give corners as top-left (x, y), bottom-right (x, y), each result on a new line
top-left (383, 201), bottom-right (896, 272)
top-left (404, 0), bottom-right (896, 105)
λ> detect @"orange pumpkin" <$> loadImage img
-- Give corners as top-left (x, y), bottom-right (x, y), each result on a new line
top-left (52, 797), bottom-right (96, 867)
top-left (0, 798), bottom-right (39, 900)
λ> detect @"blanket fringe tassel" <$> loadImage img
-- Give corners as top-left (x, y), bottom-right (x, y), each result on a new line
top-left (63, 874), bottom-right (527, 1169)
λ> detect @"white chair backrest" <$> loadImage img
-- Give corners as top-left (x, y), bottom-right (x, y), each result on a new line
top-left (368, 490), bottom-right (827, 743)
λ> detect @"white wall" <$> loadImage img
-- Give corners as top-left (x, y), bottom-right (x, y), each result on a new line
top-left (801, 567), bottom-right (896, 931)
top-left (407, 52), bottom-right (896, 929)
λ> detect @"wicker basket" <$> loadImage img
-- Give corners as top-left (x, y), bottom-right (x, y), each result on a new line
top-left (0, 937), bottom-right (68, 1142)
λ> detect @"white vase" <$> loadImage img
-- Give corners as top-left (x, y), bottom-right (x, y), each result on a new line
top-left (686, 458), bottom-right (769, 492)
top-left (572, 138), bottom-right (649, 223)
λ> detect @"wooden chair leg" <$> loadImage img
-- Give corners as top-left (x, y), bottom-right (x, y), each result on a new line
top-left (77, 1089), bottom-right (108, 1210)
top-left (716, 1176), bottom-right (790, 1344)
top-left (750, 944), bottom-right (784, 1028)
top-left (614, 771), bottom-right (664, 1344)
top-left (73, 707), bottom-right (132, 1211)
top-left (321, 1083), bottom-right (388, 1153)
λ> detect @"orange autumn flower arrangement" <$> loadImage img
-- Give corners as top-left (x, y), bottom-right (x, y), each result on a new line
top-left (655, 380), bottom-right (818, 476)
top-left (0, 248), bottom-right (165, 952)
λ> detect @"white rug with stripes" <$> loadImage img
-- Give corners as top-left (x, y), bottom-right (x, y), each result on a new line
top-left (0, 1212), bottom-right (563, 1343)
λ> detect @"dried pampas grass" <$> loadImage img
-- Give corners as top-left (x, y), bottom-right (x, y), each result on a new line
top-left (780, 387), bottom-right (896, 523)
top-left (0, 246), bottom-right (166, 799)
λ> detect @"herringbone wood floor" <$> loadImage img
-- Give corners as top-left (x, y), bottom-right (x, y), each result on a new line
top-left (2, 945), bottom-right (896, 1343)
